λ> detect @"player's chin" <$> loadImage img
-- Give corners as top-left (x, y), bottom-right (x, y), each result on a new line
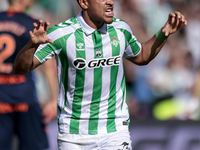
top-left (104, 18), bottom-right (113, 24)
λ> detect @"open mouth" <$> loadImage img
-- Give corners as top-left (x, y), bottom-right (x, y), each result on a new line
top-left (105, 8), bottom-right (114, 16)
top-left (106, 9), bottom-right (112, 13)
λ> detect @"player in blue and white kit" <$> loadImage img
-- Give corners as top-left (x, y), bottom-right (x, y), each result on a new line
top-left (0, 0), bottom-right (58, 149)
top-left (13, 0), bottom-right (187, 149)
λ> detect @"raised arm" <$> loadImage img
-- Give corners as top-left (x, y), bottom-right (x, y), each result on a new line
top-left (128, 11), bottom-right (187, 65)
top-left (13, 19), bottom-right (54, 74)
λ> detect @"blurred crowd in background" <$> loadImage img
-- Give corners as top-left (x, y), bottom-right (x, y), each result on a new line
top-left (1, 0), bottom-right (200, 122)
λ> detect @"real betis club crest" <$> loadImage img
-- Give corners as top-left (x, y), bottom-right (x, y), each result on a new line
top-left (110, 37), bottom-right (119, 47)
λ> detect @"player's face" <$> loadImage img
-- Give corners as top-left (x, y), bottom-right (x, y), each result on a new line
top-left (87, 0), bottom-right (114, 26)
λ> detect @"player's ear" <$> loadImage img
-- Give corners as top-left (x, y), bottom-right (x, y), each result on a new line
top-left (79, 0), bottom-right (89, 9)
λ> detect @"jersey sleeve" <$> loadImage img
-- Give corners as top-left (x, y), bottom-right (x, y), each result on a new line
top-left (34, 26), bottom-right (62, 63)
top-left (34, 43), bottom-right (56, 64)
top-left (117, 20), bottom-right (142, 58)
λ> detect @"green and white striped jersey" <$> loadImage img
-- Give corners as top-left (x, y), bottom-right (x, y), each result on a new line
top-left (35, 12), bottom-right (141, 135)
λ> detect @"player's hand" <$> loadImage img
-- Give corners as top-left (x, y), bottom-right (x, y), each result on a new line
top-left (162, 11), bottom-right (187, 36)
top-left (29, 19), bottom-right (54, 46)
top-left (42, 99), bottom-right (57, 124)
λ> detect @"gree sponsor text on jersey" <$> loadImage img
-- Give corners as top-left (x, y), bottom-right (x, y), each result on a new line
top-left (73, 55), bottom-right (121, 69)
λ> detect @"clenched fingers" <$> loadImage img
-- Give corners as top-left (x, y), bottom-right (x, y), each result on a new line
top-left (169, 11), bottom-right (187, 26)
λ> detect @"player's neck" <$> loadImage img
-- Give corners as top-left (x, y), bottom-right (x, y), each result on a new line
top-left (7, 5), bottom-right (25, 12)
top-left (82, 10), bottom-right (104, 30)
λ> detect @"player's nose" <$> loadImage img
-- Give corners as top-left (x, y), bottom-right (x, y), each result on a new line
top-left (106, 0), bottom-right (114, 6)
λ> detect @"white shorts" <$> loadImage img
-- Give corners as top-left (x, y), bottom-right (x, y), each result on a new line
top-left (57, 131), bottom-right (132, 150)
